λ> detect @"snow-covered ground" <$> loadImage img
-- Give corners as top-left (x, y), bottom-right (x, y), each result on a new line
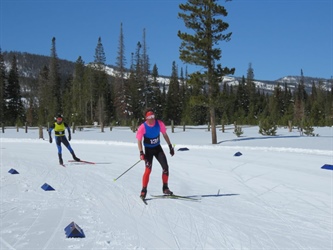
top-left (1, 125), bottom-right (332, 250)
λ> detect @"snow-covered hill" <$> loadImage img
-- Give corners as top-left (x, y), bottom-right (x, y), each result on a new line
top-left (3, 51), bottom-right (332, 94)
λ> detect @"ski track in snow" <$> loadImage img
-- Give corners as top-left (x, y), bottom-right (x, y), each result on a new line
top-left (2, 137), bottom-right (332, 156)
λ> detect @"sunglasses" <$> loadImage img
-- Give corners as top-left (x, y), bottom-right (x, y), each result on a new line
top-left (146, 114), bottom-right (155, 119)
top-left (145, 111), bottom-right (155, 119)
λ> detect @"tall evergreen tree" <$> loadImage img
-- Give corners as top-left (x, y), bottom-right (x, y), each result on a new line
top-left (294, 69), bottom-right (308, 127)
top-left (179, 67), bottom-right (189, 123)
top-left (49, 37), bottom-right (62, 117)
top-left (234, 76), bottom-right (247, 122)
top-left (246, 63), bottom-right (258, 124)
top-left (141, 29), bottom-right (151, 109)
top-left (150, 64), bottom-right (163, 117)
top-left (187, 72), bottom-right (209, 125)
top-left (94, 37), bottom-right (107, 71)
top-left (166, 61), bottom-right (181, 124)
top-left (178, 0), bottom-right (235, 144)
top-left (37, 65), bottom-right (50, 125)
top-left (114, 23), bottom-right (130, 123)
top-left (281, 82), bottom-right (294, 125)
top-left (134, 41), bottom-right (146, 115)
top-left (70, 56), bottom-right (87, 124)
top-left (6, 55), bottom-right (25, 125)
top-left (0, 48), bottom-right (6, 125)
top-left (92, 37), bottom-right (110, 125)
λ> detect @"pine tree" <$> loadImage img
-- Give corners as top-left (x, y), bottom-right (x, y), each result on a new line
top-left (133, 41), bottom-right (146, 116)
top-left (0, 48), bottom-right (6, 125)
top-left (246, 63), bottom-right (258, 124)
top-left (141, 29), bottom-right (151, 109)
top-left (294, 69), bottom-right (308, 127)
top-left (166, 61), bottom-right (181, 124)
top-left (186, 72), bottom-right (209, 125)
top-left (179, 67), bottom-right (190, 123)
top-left (234, 76), bottom-right (247, 122)
top-left (70, 56), bottom-right (87, 124)
top-left (178, 0), bottom-right (235, 144)
top-left (37, 65), bottom-right (50, 125)
top-left (269, 83), bottom-right (283, 123)
top-left (6, 55), bottom-right (25, 125)
top-left (114, 23), bottom-right (130, 123)
top-left (49, 37), bottom-right (62, 117)
top-left (92, 37), bottom-right (110, 126)
top-left (150, 64), bottom-right (163, 117)
top-left (281, 82), bottom-right (293, 125)
top-left (127, 51), bottom-right (140, 121)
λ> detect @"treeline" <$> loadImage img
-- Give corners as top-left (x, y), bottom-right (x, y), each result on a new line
top-left (1, 40), bottom-right (332, 128)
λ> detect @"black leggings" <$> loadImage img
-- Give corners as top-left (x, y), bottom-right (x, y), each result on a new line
top-left (55, 136), bottom-right (73, 154)
top-left (144, 144), bottom-right (169, 172)
top-left (142, 145), bottom-right (170, 188)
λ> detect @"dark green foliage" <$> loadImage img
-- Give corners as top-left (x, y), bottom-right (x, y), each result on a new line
top-left (2, 48), bottom-right (333, 129)
top-left (178, 0), bottom-right (235, 144)
top-left (49, 37), bottom-right (62, 116)
top-left (302, 119), bottom-right (315, 136)
top-left (37, 65), bottom-right (50, 125)
top-left (165, 61), bottom-right (182, 124)
top-left (259, 119), bottom-right (277, 136)
top-left (5, 55), bottom-right (25, 125)
top-left (91, 37), bottom-right (111, 126)
top-left (234, 126), bottom-right (243, 137)
top-left (114, 23), bottom-right (130, 124)
top-left (0, 49), bottom-right (6, 125)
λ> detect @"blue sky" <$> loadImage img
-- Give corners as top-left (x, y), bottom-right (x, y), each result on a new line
top-left (0, 0), bottom-right (332, 81)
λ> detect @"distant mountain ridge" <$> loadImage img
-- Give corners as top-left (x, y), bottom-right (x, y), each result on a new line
top-left (3, 51), bottom-right (332, 93)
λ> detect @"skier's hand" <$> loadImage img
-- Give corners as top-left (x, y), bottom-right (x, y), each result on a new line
top-left (68, 134), bottom-right (71, 141)
top-left (140, 151), bottom-right (145, 161)
top-left (169, 144), bottom-right (174, 156)
top-left (49, 137), bottom-right (52, 143)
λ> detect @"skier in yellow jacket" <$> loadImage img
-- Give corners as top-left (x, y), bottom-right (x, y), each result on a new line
top-left (48, 114), bottom-right (80, 165)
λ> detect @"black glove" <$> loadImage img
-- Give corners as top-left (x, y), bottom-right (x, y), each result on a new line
top-left (49, 137), bottom-right (52, 143)
top-left (68, 134), bottom-right (71, 141)
top-left (169, 144), bottom-right (174, 156)
top-left (140, 151), bottom-right (145, 161)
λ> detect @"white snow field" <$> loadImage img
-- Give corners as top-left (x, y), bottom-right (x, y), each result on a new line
top-left (1, 125), bottom-right (332, 250)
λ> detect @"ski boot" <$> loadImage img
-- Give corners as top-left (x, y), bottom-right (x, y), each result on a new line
top-left (71, 151), bottom-right (80, 162)
top-left (140, 187), bottom-right (147, 199)
top-left (58, 153), bottom-right (63, 165)
top-left (162, 184), bottom-right (173, 195)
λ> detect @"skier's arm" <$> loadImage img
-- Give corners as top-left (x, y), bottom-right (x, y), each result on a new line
top-left (162, 132), bottom-right (172, 146)
top-left (137, 139), bottom-right (143, 152)
top-left (64, 123), bottom-right (71, 141)
top-left (162, 132), bottom-right (174, 156)
top-left (48, 126), bottom-right (54, 143)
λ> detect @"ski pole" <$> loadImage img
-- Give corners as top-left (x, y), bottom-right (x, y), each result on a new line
top-left (113, 160), bottom-right (141, 181)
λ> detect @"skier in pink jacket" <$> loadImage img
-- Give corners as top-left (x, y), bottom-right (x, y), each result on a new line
top-left (136, 108), bottom-right (175, 199)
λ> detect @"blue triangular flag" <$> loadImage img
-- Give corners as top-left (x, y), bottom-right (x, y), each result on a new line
top-left (234, 152), bottom-right (242, 156)
top-left (321, 164), bottom-right (333, 170)
top-left (64, 221), bottom-right (85, 238)
top-left (177, 147), bottom-right (189, 151)
top-left (8, 168), bottom-right (19, 174)
top-left (41, 183), bottom-right (55, 191)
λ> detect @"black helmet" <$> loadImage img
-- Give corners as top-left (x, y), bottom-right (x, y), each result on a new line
top-left (55, 114), bottom-right (63, 122)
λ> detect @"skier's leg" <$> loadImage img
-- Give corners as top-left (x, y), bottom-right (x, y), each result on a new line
top-left (55, 137), bottom-right (63, 164)
top-left (62, 136), bottom-right (80, 161)
top-left (155, 145), bottom-right (172, 194)
top-left (141, 148), bottom-right (153, 198)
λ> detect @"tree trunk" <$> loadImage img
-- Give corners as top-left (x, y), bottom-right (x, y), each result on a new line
top-left (210, 106), bottom-right (217, 144)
